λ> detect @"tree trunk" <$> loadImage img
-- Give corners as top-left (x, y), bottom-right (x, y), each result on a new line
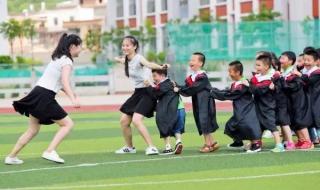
top-left (19, 36), bottom-right (23, 55)
top-left (10, 40), bottom-right (13, 57)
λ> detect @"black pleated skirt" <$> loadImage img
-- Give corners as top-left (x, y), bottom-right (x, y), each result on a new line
top-left (120, 87), bottom-right (156, 118)
top-left (12, 86), bottom-right (68, 125)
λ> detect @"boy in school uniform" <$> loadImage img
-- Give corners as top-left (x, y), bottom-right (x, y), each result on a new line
top-left (175, 52), bottom-right (219, 153)
top-left (210, 61), bottom-right (262, 153)
top-left (293, 48), bottom-right (320, 147)
top-left (146, 68), bottom-right (185, 155)
top-left (249, 54), bottom-right (285, 152)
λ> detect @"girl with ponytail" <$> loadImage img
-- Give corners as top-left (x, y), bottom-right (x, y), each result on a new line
top-left (5, 33), bottom-right (82, 165)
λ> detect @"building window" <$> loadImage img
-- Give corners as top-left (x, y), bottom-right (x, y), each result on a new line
top-left (116, 0), bottom-right (124, 18)
top-left (179, 0), bottom-right (189, 19)
top-left (70, 16), bottom-right (74, 21)
top-left (216, 0), bottom-right (227, 4)
top-left (54, 17), bottom-right (58, 25)
top-left (129, 0), bottom-right (136, 16)
top-left (200, 0), bottom-right (210, 6)
top-left (147, 0), bottom-right (155, 13)
top-left (161, 0), bottom-right (168, 11)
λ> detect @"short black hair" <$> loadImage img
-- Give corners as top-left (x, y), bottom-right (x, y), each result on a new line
top-left (229, 60), bottom-right (243, 75)
top-left (256, 54), bottom-right (272, 68)
top-left (193, 52), bottom-right (206, 67)
top-left (152, 66), bottom-right (167, 77)
top-left (304, 47), bottom-right (319, 61)
top-left (281, 51), bottom-right (296, 65)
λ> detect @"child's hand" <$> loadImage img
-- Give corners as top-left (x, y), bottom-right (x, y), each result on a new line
top-left (291, 69), bottom-right (302, 77)
top-left (269, 82), bottom-right (275, 90)
top-left (171, 80), bottom-right (177, 87)
top-left (241, 80), bottom-right (249, 86)
top-left (71, 97), bottom-right (81, 108)
top-left (173, 87), bottom-right (179, 92)
top-left (144, 80), bottom-right (151, 87)
top-left (162, 64), bottom-right (170, 69)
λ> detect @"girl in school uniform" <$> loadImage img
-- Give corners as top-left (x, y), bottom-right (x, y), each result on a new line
top-left (4, 33), bottom-right (82, 165)
top-left (114, 36), bottom-right (169, 155)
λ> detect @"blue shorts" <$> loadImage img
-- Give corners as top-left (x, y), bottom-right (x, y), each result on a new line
top-left (173, 108), bottom-right (186, 134)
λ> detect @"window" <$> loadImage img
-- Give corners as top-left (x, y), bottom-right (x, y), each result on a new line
top-left (147, 0), bottom-right (155, 13)
top-left (129, 0), bottom-right (136, 16)
top-left (54, 17), bottom-right (58, 25)
top-left (161, 0), bottom-right (168, 11)
top-left (216, 0), bottom-right (227, 4)
top-left (116, 0), bottom-right (124, 18)
top-left (200, 0), bottom-right (210, 6)
top-left (70, 16), bottom-right (74, 21)
top-left (179, 0), bottom-right (189, 19)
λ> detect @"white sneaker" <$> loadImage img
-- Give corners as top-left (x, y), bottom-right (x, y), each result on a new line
top-left (262, 130), bottom-right (273, 139)
top-left (145, 146), bottom-right (159, 155)
top-left (5, 156), bottom-right (24, 165)
top-left (42, 150), bottom-right (65, 164)
top-left (115, 146), bottom-right (136, 154)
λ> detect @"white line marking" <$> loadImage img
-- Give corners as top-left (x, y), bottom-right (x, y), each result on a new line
top-left (2, 169), bottom-right (320, 190)
top-left (1, 149), bottom-right (319, 175)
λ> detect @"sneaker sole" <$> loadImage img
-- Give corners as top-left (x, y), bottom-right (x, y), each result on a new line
top-left (42, 156), bottom-right (64, 164)
top-left (174, 144), bottom-right (183, 155)
top-left (227, 145), bottom-right (244, 150)
top-left (246, 148), bottom-right (262, 153)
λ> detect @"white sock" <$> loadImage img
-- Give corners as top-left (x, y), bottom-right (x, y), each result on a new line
top-left (165, 144), bottom-right (171, 150)
top-left (176, 139), bottom-right (182, 145)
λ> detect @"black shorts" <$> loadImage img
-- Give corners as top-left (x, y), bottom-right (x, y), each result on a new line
top-left (120, 87), bottom-right (156, 118)
top-left (12, 86), bottom-right (68, 125)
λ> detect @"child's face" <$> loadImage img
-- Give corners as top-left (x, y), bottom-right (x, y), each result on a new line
top-left (255, 60), bottom-right (269, 74)
top-left (279, 55), bottom-right (291, 69)
top-left (70, 44), bottom-right (82, 58)
top-left (122, 39), bottom-right (137, 56)
top-left (228, 66), bottom-right (241, 81)
top-left (152, 72), bottom-right (165, 83)
top-left (297, 56), bottom-right (304, 67)
top-left (189, 55), bottom-right (203, 72)
top-left (304, 54), bottom-right (317, 70)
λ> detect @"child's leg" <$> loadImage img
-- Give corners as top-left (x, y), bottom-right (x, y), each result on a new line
top-left (46, 116), bottom-right (74, 152)
top-left (272, 130), bottom-right (282, 144)
top-left (203, 133), bottom-right (213, 145)
top-left (8, 115), bottom-right (41, 157)
top-left (132, 113), bottom-right (154, 147)
top-left (281, 125), bottom-right (293, 143)
top-left (164, 137), bottom-right (171, 150)
top-left (175, 133), bottom-right (182, 143)
top-left (300, 128), bottom-right (311, 142)
top-left (120, 113), bottom-right (133, 147)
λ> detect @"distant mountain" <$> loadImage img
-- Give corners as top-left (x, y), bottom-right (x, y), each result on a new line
top-left (8, 0), bottom-right (66, 14)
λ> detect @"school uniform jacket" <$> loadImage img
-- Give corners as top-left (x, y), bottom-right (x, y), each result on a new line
top-left (178, 73), bottom-right (219, 135)
top-left (210, 82), bottom-right (261, 141)
top-left (301, 68), bottom-right (320, 129)
top-left (281, 74), bottom-right (313, 130)
top-left (152, 79), bottom-right (180, 138)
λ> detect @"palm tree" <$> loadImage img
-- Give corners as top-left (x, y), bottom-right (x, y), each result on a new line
top-left (0, 19), bottom-right (20, 56)
top-left (22, 19), bottom-right (36, 59)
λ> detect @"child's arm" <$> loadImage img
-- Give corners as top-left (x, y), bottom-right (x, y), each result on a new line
top-left (114, 56), bottom-right (125, 64)
top-left (280, 76), bottom-right (303, 93)
top-left (210, 86), bottom-right (248, 101)
top-left (140, 56), bottom-right (170, 70)
top-left (178, 77), bottom-right (209, 97)
top-left (153, 82), bottom-right (172, 98)
top-left (61, 65), bottom-right (80, 108)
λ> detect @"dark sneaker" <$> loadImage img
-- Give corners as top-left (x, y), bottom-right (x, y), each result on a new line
top-left (246, 143), bottom-right (261, 153)
top-left (227, 141), bottom-right (244, 149)
top-left (174, 142), bottom-right (183, 155)
top-left (161, 149), bottom-right (174, 155)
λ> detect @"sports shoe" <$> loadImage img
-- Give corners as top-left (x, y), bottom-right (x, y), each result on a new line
top-left (246, 143), bottom-right (261, 153)
top-left (285, 142), bottom-right (295, 151)
top-left (295, 140), bottom-right (303, 147)
top-left (4, 156), bottom-right (24, 165)
top-left (42, 150), bottom-right (65, 164)
top-left (227, 141), bottom-right (244, 149)
top-left (161, 149), bottom-right (174, 155)
top-left (271, 143), bottom-right (285, 153)
top-left (115, 146), bottom-right (136, 154)
top-left (296, 141), bottom-right (314, 150)
top-left (145, 146), bottom-right (159, 155)
top-left (174, 142), bottom-right (183, 155)
top-left (262, 130), bottom-right (273, 139)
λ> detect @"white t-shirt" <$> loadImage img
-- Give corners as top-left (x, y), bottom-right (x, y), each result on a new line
top-left (128, 54), bottom-right (152, 88)
top-left (36, 55), bottom-right (73, 93)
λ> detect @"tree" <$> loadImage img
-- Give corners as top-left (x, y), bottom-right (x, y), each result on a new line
top-left (0, 19), bottom-right (20, 56)
top-left (22, 19), bottom-right (36, 59)
top-left (85, 29), bottom-right (102, 53)
top-left (242, 4), bottom-right (281, 21)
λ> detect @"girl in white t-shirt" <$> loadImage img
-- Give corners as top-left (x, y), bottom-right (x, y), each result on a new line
top-left (5, 33), bottom-right (82, 165)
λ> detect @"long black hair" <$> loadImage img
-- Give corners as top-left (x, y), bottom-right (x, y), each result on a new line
top-left (122, 36), bottom-right (139, 77)
top-left (51, 33), bottom-right (82, 61)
